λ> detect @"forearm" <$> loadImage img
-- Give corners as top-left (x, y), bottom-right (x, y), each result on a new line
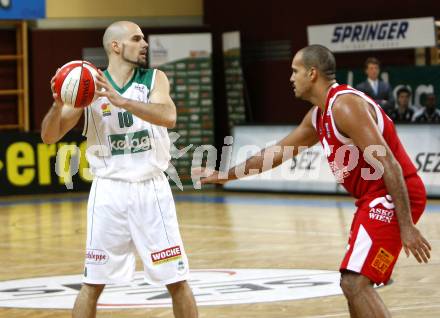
top-left (382, 161), bottom-right (414, 229)
top-left (41, 103), bottom-right (63, 144)
top-left (121, 99), bottom-right (176, 128)
top-left (226, 153), bottom-right (264, 181)
top-left (226, 145), bottom-right (295, 181)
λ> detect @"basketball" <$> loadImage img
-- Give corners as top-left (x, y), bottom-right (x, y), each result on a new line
top-left (54, 60), bottom-right (98, 108)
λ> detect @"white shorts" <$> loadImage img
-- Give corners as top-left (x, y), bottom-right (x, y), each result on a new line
top-left (83, 173), bottom-right (189, 285)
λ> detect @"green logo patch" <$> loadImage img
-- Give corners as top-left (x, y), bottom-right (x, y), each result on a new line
top-left (108, 129), bottom-right (152, 155)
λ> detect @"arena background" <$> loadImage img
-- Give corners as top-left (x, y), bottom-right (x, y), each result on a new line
top-left (0, 1), bottom-right (440, 318)
top-left (1, 0), bottom-right (440, 196)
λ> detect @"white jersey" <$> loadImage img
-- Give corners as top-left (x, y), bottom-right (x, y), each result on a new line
top-left (83, 68), bottom-right (171, 182)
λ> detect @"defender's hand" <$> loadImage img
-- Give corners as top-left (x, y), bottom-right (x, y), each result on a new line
top-left (192, 167), bottom-right (230, 186)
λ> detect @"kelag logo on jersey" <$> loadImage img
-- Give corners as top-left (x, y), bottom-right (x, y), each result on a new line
top-left (108, 129), bottom-right (151, 155)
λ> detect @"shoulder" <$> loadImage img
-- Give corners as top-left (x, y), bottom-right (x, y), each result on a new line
top-left (332, 93), bottom-right (373, 129)
top-left (333, 93), bottom-right (367, 113)
top-left (151, 69), bottom-right (171, 91)
top-left (153, 69), bottom-right (169, 83)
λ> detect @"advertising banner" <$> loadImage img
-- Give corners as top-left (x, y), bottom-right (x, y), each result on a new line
top-left (307, 17), bottom-right (436, 52)
top-left (224, 125), bottom-right (440, 197)
top-left (0, 131), bottom-right (91, 196)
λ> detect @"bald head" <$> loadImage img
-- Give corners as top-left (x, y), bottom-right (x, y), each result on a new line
top-left (103, 21), bottom-right (139, 55)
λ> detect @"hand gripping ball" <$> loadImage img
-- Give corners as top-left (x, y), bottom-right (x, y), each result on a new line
top-left (54, 60), bottom-right (98, 108)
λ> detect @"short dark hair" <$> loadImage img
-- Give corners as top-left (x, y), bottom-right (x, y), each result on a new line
top-left (300, 45), bottom-right (336, 80)
top-left (396, 87), bottom-right (411, 97)
top-left (364, 57), bottom-right (380, 69)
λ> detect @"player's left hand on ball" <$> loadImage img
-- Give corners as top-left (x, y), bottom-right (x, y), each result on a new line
top-left (401, 225), bottom-right (431, 263)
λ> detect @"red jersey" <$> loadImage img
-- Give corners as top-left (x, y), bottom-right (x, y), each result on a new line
top-left (313, 83), bottom-right (418, 201)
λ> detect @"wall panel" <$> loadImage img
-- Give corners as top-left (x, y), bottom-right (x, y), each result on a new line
top-left (46, 0), bottom-right (202, 18)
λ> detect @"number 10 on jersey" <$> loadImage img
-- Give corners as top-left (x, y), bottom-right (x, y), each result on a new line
top-left (118, 111), bottom-right (134, 128)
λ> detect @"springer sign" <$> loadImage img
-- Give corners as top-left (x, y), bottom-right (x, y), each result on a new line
top-left (307, 17), bottom-right (436, 52)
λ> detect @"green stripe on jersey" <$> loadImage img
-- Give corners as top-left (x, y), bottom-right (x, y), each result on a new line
top-left (133, 68), bottom-right (155, 90)
top-left (104, 69), bottom-right (135, 94)
top-left (103, 68), bottom-right (155, 94)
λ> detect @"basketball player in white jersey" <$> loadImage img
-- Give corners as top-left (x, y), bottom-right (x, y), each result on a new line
top-left (41, 21), bottom-right (198, 318)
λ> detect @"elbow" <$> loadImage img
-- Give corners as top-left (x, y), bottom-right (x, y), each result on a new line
top-left (165, 114), bottom-right (176, 129)
top-left (41, 132), bottom-right (57, 145)
top-left (41, 137), bottom-right (56, 145)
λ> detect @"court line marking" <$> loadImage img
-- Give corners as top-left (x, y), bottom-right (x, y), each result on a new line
top-left (1, 194), bottom-right (440, 213)
top-left (181, 223), bottom-right (342, 237)
top-left (0, 243), bottom-right (340, 272)
top-left (2, 256), bottom-right (438, 273)
top-left (300, 302), bottom-right (440, 317)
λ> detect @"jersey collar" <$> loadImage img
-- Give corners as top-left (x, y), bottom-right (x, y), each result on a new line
top-left (104, 68), bottom-right (137, 95)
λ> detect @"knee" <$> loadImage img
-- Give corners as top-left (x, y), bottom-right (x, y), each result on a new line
top-left (340, 272), bottom-right (370, 299)
top-left (166, 280), bottom-right (188, 296)
top-left (82, 283), bottom-right (105, 300)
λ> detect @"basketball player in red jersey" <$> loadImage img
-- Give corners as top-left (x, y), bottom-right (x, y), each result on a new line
top-left (197, 45), bottom-right (431, 317)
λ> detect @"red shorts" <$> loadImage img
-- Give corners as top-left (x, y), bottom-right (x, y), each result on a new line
top-left (340, 176), bottom-right (427, 284)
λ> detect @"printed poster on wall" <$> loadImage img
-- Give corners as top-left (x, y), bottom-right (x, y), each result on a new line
top-left (148, 33), bottom-right (214, 186)
top-left (222, 31), bottom-right (247, 129)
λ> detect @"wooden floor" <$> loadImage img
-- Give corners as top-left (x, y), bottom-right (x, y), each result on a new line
top-left (0, 190), bottom-right (439, 318)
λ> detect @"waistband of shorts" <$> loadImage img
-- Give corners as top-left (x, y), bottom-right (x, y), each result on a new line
top-left (94, 171), bottom-right (165, 184)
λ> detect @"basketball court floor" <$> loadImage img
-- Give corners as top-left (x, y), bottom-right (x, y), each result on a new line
top-left (0, 190), bottom-right (439, 317)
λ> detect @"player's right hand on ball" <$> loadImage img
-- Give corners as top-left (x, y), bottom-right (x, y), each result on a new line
top-left (50, 69), bottom-right (63, 108)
